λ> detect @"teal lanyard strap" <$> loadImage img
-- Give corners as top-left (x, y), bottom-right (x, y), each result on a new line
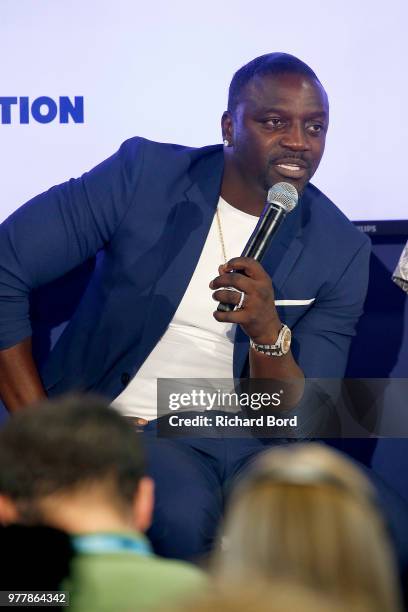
top-left (72, 534), bottom-right (153, 556)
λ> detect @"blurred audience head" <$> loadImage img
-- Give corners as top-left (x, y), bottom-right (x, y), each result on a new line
top-left (0, 394), bottom-right (153, 534)
top-left (212, 443), bottom-right (402, 612)
top-left (0, 524), bottom-right (74, 591)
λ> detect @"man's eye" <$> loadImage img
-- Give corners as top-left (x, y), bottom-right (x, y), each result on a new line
top-left (265, 118), bottom-right (284, 127)
top-left (307, 124), bottom-right (325, 134)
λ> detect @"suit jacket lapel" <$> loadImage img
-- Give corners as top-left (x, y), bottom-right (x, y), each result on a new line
top-left (136, 147), bottom-right (224, 367)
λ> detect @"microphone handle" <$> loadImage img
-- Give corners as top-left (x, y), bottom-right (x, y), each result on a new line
top-left (216, 204), bottom-right (286, 313)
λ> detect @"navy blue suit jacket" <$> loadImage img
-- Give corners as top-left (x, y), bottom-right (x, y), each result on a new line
top-left (0, 137), bottom-right (370, 400)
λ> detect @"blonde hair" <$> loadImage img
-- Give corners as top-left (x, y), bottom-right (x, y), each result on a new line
top-left (212, 443), bottom-right (402, 612)
top-left (164, 580), bottom-right (368, 612)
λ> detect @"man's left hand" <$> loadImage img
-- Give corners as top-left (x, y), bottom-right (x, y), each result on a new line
top-left (210, 257), bottom-right (282, 343)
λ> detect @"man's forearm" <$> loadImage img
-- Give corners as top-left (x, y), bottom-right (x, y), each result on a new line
top-left (249, 347), bottom-right (305, 409)
top-left (0, 338), bottom-right (47, 412)
top-left (249, 345), bottom-right (303, 379)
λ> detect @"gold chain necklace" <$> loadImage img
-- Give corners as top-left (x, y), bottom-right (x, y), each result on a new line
top-left (215, 206), bottom-right (228, 264)
top-left (215, 203), bottom-right (246, 311)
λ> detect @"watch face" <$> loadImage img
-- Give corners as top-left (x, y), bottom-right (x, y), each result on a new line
top-left (281, 327), bottom-right (292, 354)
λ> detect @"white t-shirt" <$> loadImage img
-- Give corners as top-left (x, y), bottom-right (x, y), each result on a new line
top-left (112, 197), bottom-right (258, 420)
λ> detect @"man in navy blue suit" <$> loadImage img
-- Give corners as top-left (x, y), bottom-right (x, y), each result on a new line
top-left (2, 53), bottom-right (402, 563)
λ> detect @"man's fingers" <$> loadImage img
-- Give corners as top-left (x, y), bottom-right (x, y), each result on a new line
top-left (213, 308), bottom-right (248, 323)
top-left (223, 257), bottom-right (266, 279)
top-left (210, 272), bottom-right (251, 292)
top-left (212, 288), bottom-right (245, 306)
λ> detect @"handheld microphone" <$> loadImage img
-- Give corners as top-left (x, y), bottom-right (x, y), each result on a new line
top-left (217, 182), bottom-right (298, 313)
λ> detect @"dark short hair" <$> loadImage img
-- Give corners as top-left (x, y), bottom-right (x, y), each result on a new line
top-left (228, 52), bottom-right (321, 112)
top-left (0, 395), bottom-right (145, 512)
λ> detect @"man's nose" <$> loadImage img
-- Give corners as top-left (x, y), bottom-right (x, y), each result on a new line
top-left (280, 122), bottom-right (310, 151)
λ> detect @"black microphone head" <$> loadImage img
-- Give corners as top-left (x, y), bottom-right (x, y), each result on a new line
top-left (267, 182), bottom-right (298, 213)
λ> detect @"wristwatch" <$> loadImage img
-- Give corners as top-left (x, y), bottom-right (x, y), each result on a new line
top-left (250, 324), bottom-right (292, 357)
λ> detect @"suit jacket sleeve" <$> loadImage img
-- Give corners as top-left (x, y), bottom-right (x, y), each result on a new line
top-left (291, 237), bottom-right (371, 378)
top-left (0, 137), bottom-right (146, 350)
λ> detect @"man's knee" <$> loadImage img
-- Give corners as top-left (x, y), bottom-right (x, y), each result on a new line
top-left (142, 436), bottom-right (223, 560)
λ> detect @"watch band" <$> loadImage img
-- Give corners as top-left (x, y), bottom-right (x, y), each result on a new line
top-left (250, 324), bottom-right (292, 357)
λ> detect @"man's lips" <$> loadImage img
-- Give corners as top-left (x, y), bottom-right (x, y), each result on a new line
top-left (272, 159), bottom-right (309, 180)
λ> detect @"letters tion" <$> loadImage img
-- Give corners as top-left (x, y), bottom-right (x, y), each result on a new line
top-left (0, 96), bottom-right (84, 124)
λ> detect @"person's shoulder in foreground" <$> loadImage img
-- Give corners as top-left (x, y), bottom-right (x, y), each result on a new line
top-left (68, 531), bottom-right (205, 612)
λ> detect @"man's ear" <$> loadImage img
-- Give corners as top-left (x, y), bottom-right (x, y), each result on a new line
top-left (221, 110), bottom-right (234, 145)
top-left (0, 495), bottom-right (19, 525)
top-left (132, 477), bottom-right (154, 533)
